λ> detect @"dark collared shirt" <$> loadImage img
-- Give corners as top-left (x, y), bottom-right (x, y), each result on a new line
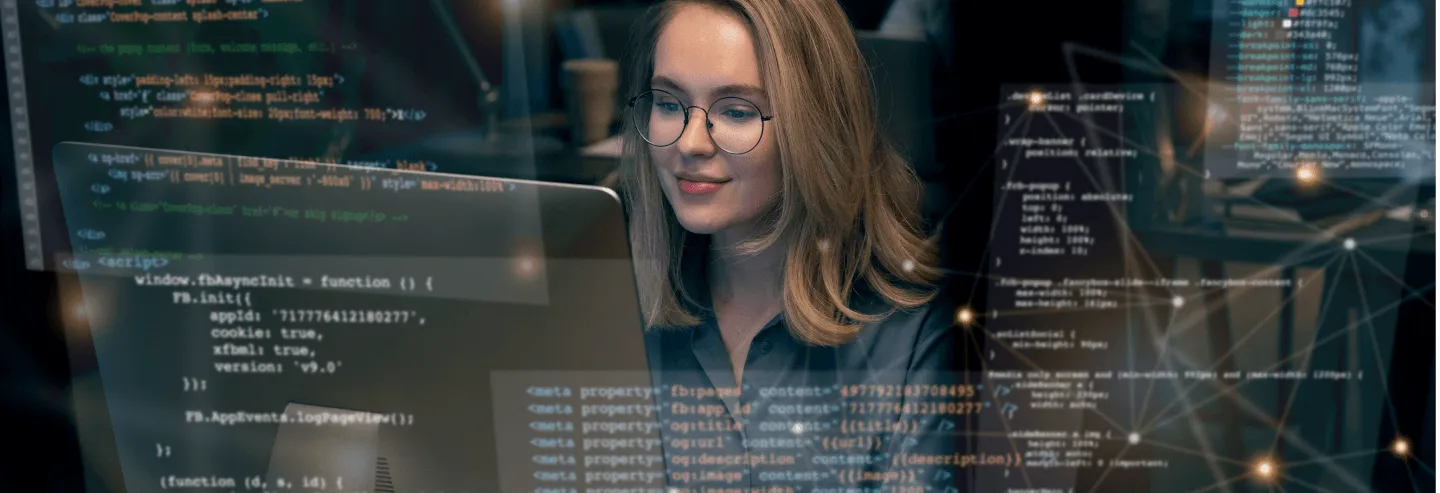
top-left (645, 240), bottom-right (968, 492)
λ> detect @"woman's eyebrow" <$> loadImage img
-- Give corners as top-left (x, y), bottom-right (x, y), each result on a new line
top-left (711, 83), bottom-right (766, 100)
top-left (650, 75), bottom-right (687, 95)
top-left (650, 75), bottom-right (766, 101)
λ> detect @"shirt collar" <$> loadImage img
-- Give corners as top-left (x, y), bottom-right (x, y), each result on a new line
top-left (676, 234), bottom-right (784, 413)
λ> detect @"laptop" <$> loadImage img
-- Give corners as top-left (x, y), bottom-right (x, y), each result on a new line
top-left (52, 142), bottom-right (663, 492)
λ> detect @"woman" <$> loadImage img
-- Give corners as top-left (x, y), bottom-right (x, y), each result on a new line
top-left (618, 0), bottom-right (965, 490)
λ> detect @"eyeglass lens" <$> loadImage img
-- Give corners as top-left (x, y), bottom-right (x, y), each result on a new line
top-left (631, 90), bottom-right (765, 154)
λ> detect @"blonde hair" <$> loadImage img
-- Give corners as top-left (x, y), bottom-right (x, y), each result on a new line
top-left (619, 0), bottom-right (940, 346)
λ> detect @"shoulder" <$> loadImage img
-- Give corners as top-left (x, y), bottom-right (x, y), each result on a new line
top-left (858, 276), bottom-right (959, 331)
top-left (848, 278), bottom-right (961, 364)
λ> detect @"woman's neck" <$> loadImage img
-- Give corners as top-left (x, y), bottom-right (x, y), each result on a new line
top-left (706, 229), bottom-right (785, 311)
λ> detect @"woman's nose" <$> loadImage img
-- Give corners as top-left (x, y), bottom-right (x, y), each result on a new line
top-left (676, 107), bottom-right (717, 157)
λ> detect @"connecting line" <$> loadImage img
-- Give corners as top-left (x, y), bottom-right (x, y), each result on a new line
top-left (1268, 254), bottom-right (1348, 455)
top-left (979, 92), bottom-right (1339, 492)
top-left (1123, 253), bottom-right (1336, 435)
top-left (1149, 438), bottom-right (1372, 493)
top-left (959, 325), bottom-right (1034, 491)
top-left (1053, 109), bottom-right (1205, 182)
top-left (1137, 282), bottom-right (1233, 493)
top-left (1059, 43), bottom-right (1174, 233)
top-left (1033, 110), bottom-right (1248, 488)
top-left (1413, 458), bottom-right (1436, 476)
top-left (1059, 27), bottom-right (1428, 493)
top-left (961, 79), bottom-right (1367, 306)
top-left (1081, 440), bottom-right (1131, 493)
top-left (1160, 247), bottom-right (1338, 345)
top-left (1311, 182), bottom-right (1428, 239)
top-left (1036, 111), bottom-right (1183, 299)
top-left (1130, 40), bottom-right (1429, 183)
top-left (1052, 107), bottom-right (1424, 255)
top-left (1071, 98), bottom-right (1405, 279)
top-left (1347, 249), bottom-right (1418, 493)
top-left (1318, 179), bottom-right (1404, 210)
top-left (1353, 247), bottom-right (1436, 309)
top-left (966, 37), bottom-right (1432, 493)
top-left (1134, 435), bottom-right (1272, 493)
top-left (1117, 219), bottom-right (1195, 430)
top-left (1142, 288), bottom-right (1431, 493)
top-left (1140, 252), bottom-right (1342, 429)
top-left (1122, 41), bottom-right (1213, 105)
top-left (1007, 109), bottom-right (1212, 330)
top-left (1117, 243), bottom-right (1338, 367)
top-left (1142, 438), bottom-right (1253, 468)
top-left (1265, 251), bottom-right (1400, 481)
top-left (1356, 232), bottom-right (1434, 249)
top-left (1146, 252), bottom-right (1350, 432)
top-left (1128, 285), bottom-right (1180, 429)
top-left (1284, 448), bottom-right (1385, 467)
top-left (427, 0), bottom-right (488, 92)
top-left (1127, 40), bottom-right (1234, 162)
top-left (1053, 108), bottom-right (1347, 241)
top-left (1399, 456), bottom-right (1422, 493)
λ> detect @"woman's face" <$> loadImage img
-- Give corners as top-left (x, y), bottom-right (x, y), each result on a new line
top-left (649, 5), bottom-right (781, 239)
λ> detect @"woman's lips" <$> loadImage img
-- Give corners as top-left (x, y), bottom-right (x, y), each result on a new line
top-left (678, 179), bottom-right (725, 195)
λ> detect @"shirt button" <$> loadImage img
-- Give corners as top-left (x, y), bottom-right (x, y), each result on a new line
top-left (759, 341), bottom-right (773, 354)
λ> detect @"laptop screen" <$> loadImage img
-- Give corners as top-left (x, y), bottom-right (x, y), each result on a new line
top-left (54, 142), bottom-right (658, 492)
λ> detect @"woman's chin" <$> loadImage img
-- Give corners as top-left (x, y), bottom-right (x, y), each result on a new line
top-left (675, 213), bottom-right (730, 236)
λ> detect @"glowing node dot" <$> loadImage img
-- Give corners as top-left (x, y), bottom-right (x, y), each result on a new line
top-left (1128, 432), bottom-right (1140, 445)
top-left (1343, 237), bottom-right (1356, 251)
top-left (1208, 104), bottom-right (1227, 123)
top-left (902, 260), bottom-right (915, 272)
top-left (1254, 459), bottom-right (1277, 481)
top-left (1393, 438), bottom-right (1410, 456)
top-left (1171, 296), bottom-right (1185, 308)
top-left (791, 423), bottom-right (805, 435)
top-left (519, 258), bottom-right (536, 274)
top-left (1028, 91), bottom-right (1044, 106)
top-left (72, 302), bottom-right (88, 319)
top-left (818, 239), bottom-right (830, 251)
top-left (1419, 209), bottom-right (1431, 219)
top-left (956, 308), bottom-right (974, 326)
top-left (1295, 165), bottom-right (1318, 184)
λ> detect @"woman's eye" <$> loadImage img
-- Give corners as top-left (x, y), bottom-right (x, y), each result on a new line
top-left (722, 108), bottom-right (756, 120)
top-left (656, 102), bottom-right (682, 113)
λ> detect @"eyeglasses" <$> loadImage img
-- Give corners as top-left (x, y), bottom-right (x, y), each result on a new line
top-left (626, 89), bottom-right (774, 154)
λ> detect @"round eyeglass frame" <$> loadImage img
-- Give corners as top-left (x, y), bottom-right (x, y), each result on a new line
top-left (625, 88), bottom-right (775, 155)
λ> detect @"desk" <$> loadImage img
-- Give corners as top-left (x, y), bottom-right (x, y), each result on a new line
top-left (580, 134), bottom-right (624, 189)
